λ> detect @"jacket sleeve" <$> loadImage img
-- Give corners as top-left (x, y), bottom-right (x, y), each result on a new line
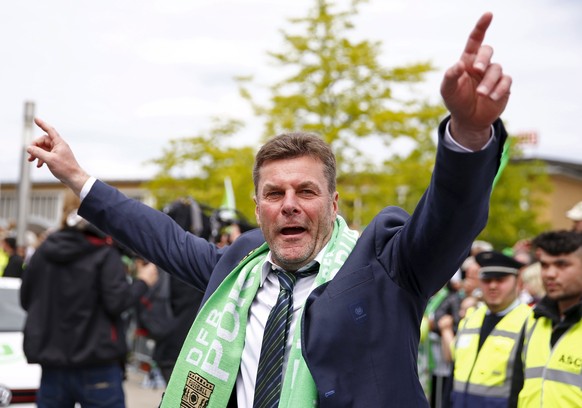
top-left (79, 181), bottom-right (224, 290)
top-left (380, 117), bottom-right (507, 298)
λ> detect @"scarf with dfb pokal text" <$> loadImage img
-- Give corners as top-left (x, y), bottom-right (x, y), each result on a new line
top-left (160, 215), bottom-right (358, 408)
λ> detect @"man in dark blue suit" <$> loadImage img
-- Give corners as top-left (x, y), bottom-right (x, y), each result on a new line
top-left (28, 12), bottom-right (511, 408)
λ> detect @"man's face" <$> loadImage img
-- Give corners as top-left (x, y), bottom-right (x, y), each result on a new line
top-left (254, 155), bottom-right (338, 271)
top-left (572, 220), bottom-right (582, 233)
top-left (537, 248), bottom-right (582, 311)
top-left (480, 274), bottom-right (518, 314)
top-left (463, 263), bottom-right (480, 296)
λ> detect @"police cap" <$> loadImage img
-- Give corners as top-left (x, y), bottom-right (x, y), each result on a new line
top-left (475, 250), bottom-right (525, 279)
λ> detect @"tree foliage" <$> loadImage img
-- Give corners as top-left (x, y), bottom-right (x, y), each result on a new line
top-left (478, 141), bottom-right (550, 250)
top-left (238, 0), bottom-right (445, 227)
top-left (144, 118), bottom-right (256, 217)
top-left (145, 0), bottom-right (550, 247)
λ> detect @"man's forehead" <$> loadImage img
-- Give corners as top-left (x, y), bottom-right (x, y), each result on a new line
top-left (263, 178), bottom-right (319, 187)
top-left (258, 157), bottom-right (327, 181)
top-left (260, 155), bottom-right (323, 169)
top-left (536, 249), bottom-right (582, 266)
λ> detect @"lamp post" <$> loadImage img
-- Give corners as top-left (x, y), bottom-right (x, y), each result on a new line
top-left (16, 101), bottom-right (35, 249)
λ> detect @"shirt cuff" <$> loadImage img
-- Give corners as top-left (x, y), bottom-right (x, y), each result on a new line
top-left (80, 176), bottom-right (97, 201)
top-left (444, 121), bottom-right (496, 152)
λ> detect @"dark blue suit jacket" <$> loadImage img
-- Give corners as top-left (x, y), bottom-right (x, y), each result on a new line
top-left (80, 118), bottom-right (507, 407)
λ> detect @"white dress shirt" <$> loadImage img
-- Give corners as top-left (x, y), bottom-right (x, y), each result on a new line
top-left (237, 252), bottom-right (326, 407)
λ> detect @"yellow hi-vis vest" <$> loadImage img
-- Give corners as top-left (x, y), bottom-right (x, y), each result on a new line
top-left (518, 314), bottom-right (582, 407)
top-left (452, 303), bottom-right (531, 401)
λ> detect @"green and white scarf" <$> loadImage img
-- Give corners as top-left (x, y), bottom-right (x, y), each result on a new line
top-left (160, 215), bottom-right (358, 408)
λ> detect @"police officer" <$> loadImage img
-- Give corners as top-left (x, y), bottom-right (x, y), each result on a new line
top-left (447, 250), bottom-right (530, 408)
top-left (516, 230), bottom-right (582, 407)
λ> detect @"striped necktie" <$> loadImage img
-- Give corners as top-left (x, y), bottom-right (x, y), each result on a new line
top-left (253, 263), bottom-right (319, 408)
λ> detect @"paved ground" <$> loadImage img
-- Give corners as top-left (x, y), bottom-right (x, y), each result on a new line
top-left (124, 367), bottom-right (165, 408)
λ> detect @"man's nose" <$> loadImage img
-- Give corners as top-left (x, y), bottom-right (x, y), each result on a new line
top-left (544, 265), bottom-right (558, 278)
top-left (281, 192), bottom-right (300, 215)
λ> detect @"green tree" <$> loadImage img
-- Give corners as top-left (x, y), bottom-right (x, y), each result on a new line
top-left (478, 139), bottom-right (550, 250)
top-left (144, 118), bottom-right (257, 219)
top-left (238, 0), bottom-right (445, 227)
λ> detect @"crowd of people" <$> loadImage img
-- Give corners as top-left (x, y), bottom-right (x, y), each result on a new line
top-left (2, 11), bottom-right (581, 408)
top-left (418, 215), bottom-right (582, 407)
top-left (1, 223), bottom-right (47, 279)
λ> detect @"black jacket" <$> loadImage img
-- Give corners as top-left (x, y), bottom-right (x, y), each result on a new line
top-left (3, 253), bottom-right (24, 278)
top-left (20, 227), bottom-right (147, 367)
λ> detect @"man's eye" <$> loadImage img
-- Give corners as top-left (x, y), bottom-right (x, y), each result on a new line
top-left (265, 191), bottom-right (283, 198)
top-left (555, 261), bottom-right (570, 268)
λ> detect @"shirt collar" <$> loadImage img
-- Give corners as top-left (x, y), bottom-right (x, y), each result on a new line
top-left (534, 296), bottom-right (582, 323)
top-left (260, 241), bottom-right (329, 286)
top-left (486, 298), bottom-right (522, 317)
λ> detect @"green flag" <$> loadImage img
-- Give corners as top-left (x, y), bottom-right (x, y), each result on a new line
top-left (219, 176), bottom-right (237, 221)
top-left (493, 137), bottom-right (512, 189)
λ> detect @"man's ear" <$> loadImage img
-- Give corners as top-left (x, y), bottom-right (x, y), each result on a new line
top-left (254, 196), bottom-right (261, 227)
top-left (332, 191), bottom-right (339, 215)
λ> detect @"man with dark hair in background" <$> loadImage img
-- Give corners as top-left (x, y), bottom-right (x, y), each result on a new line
top-left (516, 230), bottom-right (582, 406)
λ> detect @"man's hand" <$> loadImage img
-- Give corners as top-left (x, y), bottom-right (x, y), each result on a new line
top-left (437, 314), bottom-right (454, 333)
top-left (27, 118), bottom-right (90, 196)
top-left (135, 259), bottom-right (159, 288)
top-left (441, 12), bottom-right (512, 150)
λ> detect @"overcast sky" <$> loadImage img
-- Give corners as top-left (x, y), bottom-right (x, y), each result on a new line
top-left (2, 0), bottom-right (581, 183)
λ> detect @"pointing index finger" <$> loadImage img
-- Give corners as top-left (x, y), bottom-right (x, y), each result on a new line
top-left (34, 117), bottom-right (62, 142)
top-left (460, 12), bottom-right (493, 68)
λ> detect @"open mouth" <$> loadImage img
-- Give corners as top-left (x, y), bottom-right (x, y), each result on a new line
top-left (281, 227), bottom-right (306, 235)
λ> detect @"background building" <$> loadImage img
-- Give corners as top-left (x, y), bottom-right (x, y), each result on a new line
top-left (0, 180), bottom-right (154, 234)
top-left (519, 158), bottom-right (582, 231)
